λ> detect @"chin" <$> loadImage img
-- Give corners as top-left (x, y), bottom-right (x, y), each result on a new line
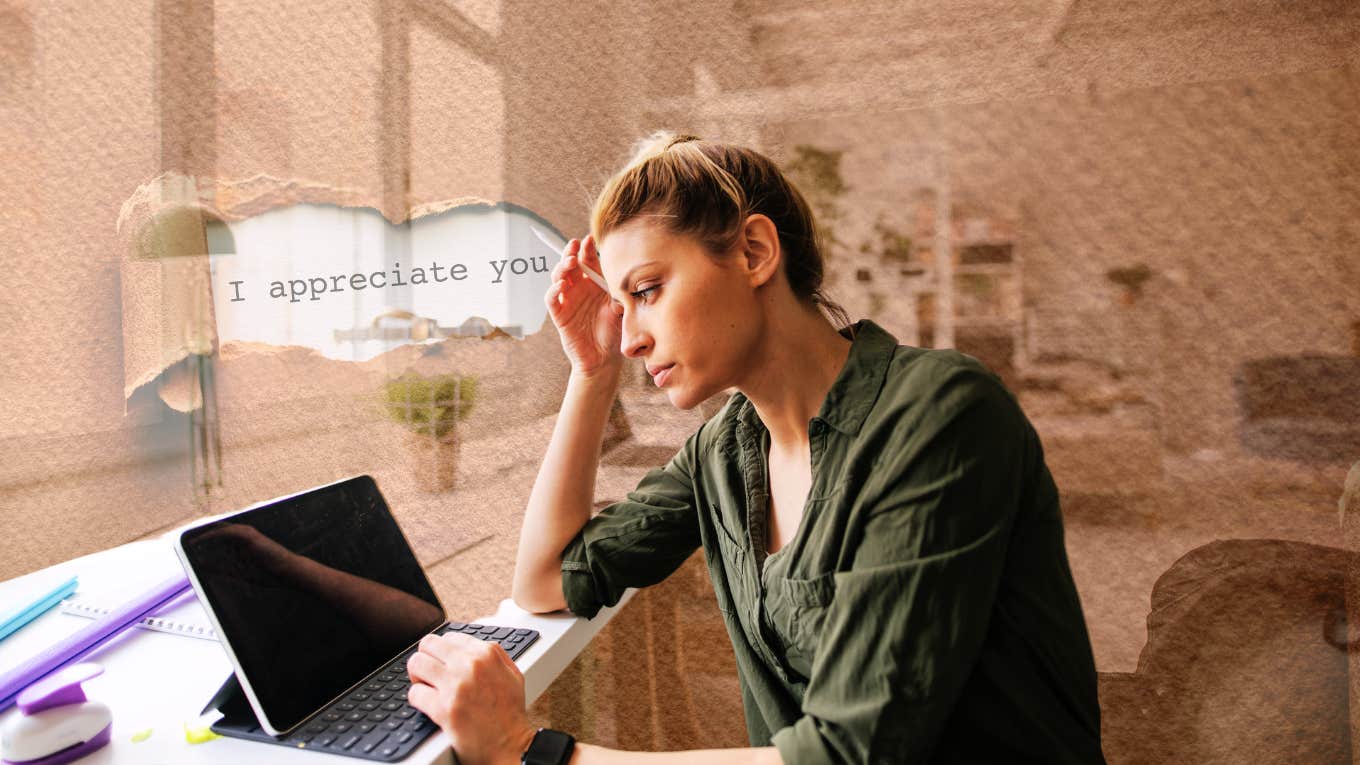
top-left (666, 387), bottom-right (702, 411)
top-left (666, 378), bottom-right (720, 412)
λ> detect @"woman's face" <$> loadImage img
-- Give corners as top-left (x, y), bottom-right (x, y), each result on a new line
top-left (598, 219), bottom-right (761, 410)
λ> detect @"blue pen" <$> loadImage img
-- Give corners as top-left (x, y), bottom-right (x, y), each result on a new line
top-left (0, 575), bottom-right (78, 643)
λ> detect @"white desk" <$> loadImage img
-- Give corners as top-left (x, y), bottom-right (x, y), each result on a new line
top-left (0, 536), bottom-right (632, 764)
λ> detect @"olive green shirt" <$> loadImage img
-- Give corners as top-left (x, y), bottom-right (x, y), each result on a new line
top-left (560, 320), bottom-right (1104, 764)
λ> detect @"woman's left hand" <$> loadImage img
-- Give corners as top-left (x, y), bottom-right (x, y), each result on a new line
top-left (406, 632), bottom-right (537, 765)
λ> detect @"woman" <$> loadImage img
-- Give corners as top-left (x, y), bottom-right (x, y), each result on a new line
top-left (406, 133), bottom-right (1105, 764)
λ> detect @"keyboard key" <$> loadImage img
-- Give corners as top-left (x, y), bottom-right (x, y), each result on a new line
top-left (368, 711), bottom-right (390, 722)
top-left (380, 745), bottom-right (400, 757)
top-left (331, 722), bottom-right (352, 734)
top-left (339, 733), bottom-right (362, 750)
top-left (351, 692), bottom-right (371, 701)
top-left (513, 628), bottom-right (532, 636)
top-left (396, 731), bottom-right (414, 744)
top-left (322, 712), bottom-right (342, 722)
top-left (360, 701), bottom-right (380, 711)
top-left (305, 722), bottom-right (328, 734)
top-left (395, 708), bottom-right (416, 719)
top-left (383, 719), bottom-right (404, 730)
top-left (507, 634), bottom-right (523, 643)
top-left (386, 681), bottom-right (406, 691)
top-left (317, 733), bottom-right (338, 747)
top-left (345, 712), bottom-right (366, 722)
top-left (360, 730), bottom-right (389, 753)
top-left (378, 674), bottom-right (396, 683)
top-left (291, 732), bottom-right (315, 743)
top-left (365, 682), bottom-right (384, 692)
top-left (448, 622), bottom-right (466, 630)
top-left (465, 623), bottom-right (483, 631)
top-left (382, 701), bottom-right (403, 711)
top-left (337, 702), bottom-right (356, 711)
top-left (374, 691), bottom-right (393, 701)
top-left (357, 722), bottom-right (376, 733)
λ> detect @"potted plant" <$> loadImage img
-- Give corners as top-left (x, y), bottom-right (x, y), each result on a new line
top-left (383, 373), bottom-right (478, 492)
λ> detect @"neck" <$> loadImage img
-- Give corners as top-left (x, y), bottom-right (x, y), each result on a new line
top-left (733, 301), bottom-right (853, 450)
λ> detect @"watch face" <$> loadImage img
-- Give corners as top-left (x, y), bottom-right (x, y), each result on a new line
top-left (524, 728), bottom-right (575, 765)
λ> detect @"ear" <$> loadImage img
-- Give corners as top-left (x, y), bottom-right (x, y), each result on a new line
top-left (739, 214), bottom-right (782, 290)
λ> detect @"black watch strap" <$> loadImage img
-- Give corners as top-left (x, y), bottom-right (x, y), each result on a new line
top-left (521, 727), bottom-right (575, 765)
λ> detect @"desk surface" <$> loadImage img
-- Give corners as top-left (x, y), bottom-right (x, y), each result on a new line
top-left (0, 535), bottom-right (630, 764)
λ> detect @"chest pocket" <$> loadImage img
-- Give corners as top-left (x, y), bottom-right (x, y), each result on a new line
top-left (764, 571), bottom-right (836, 680)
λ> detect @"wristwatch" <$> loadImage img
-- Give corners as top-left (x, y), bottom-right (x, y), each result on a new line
top-left (521, 727), bottom-right (575, 765)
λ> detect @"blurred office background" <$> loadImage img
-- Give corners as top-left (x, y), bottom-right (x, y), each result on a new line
top-left (1, 1), bottom-right (1357, 761)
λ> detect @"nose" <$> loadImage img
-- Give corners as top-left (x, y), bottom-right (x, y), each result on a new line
top-left (619, 305), bottom-right (651, 359)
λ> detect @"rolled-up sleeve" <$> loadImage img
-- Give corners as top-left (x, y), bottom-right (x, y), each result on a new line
top-left (559, 435), bottom-right (701, 619)
top-left (772, 370), bottom-right (1027, 764)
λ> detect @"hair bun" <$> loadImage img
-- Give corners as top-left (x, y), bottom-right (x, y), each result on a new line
top-left (664, 134), bottom-right (702, 150)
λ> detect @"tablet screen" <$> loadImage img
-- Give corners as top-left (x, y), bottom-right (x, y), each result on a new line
top-left (180, 475), bottom-right (445, 733)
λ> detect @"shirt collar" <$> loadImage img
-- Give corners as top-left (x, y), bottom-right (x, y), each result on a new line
top-left (736, 318), bottom-right (898, 437)
top-left (815, 319), bottom-right (898, 435)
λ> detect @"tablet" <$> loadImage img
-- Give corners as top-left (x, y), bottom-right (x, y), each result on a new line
top-left (174, 475), bottom-right (446, 736)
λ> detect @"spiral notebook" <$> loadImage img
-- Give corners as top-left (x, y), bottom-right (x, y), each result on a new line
top-left (60, 588), bottom-right (218, 642)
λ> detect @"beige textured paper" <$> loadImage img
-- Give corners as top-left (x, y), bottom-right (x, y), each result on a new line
top-left (116, 174), bottom-right (219, 411)
top-left (3, 2), bottom-right (1357, 760)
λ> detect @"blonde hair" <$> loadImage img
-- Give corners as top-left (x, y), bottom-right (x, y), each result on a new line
top-left (590, 131), bottom-right (853, 332)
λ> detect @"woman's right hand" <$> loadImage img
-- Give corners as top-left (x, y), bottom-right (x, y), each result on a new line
top-left (544, 234), bottom-right (621, 377)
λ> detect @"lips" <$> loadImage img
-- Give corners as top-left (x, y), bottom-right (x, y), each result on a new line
top-left (648, 364), bottom-right (675, 387)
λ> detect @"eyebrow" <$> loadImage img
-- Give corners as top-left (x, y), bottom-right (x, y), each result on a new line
top-left (614, 261), bottom-right (659, 296)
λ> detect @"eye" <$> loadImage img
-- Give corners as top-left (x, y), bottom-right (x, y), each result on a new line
top-left (630, 284), bottom-right (660, 304)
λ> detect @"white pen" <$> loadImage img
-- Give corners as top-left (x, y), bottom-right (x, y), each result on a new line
top-left (530, 226), bottom-right (612, 295)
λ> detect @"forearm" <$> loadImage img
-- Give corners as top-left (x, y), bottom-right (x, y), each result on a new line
top-left (512, 364), bottom-right (622, 611)
top-left (567, 744), bottom-right (783, 765)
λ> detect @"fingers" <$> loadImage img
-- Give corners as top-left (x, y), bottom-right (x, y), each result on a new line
top-left (415, 632), bottom-right (509, 671)
top-left (406, 649), bottom-right (442, 687)
top-left (580, 234), bottom-right (601, 270)
top-left (548, 238), bottom-right (580, 282)
top-left (406, 681), bottom-right (436, 716)
top-left (550, 238), bottom-right (600, 288)
top-left (543, 278), bottom-right (565, 310)
top-left (545, 236), bottom-right (608, 313)
top-left (546, 239), bottom-right (584, 303)
top-left (418, 632), bottom-right (476, 663)
top-left (491, 642), bottom-right (517, 673)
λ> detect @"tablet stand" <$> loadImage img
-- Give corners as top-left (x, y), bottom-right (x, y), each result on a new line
top-left (200, 673), bottom-right (279, 743)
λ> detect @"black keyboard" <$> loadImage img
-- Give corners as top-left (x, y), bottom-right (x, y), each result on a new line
top-left (212, 622), bottom-right (540, 761)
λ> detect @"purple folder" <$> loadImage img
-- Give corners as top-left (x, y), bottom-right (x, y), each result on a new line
top-left (0, 572), bottom-right (189, 712)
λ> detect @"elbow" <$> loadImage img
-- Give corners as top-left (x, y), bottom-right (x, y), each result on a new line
top-left (511, 572), bottom-right (567, 615)
top-left (512, 589), bottom-right (566, 615)
top-left (513, 594), bottom-right (559, 615)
